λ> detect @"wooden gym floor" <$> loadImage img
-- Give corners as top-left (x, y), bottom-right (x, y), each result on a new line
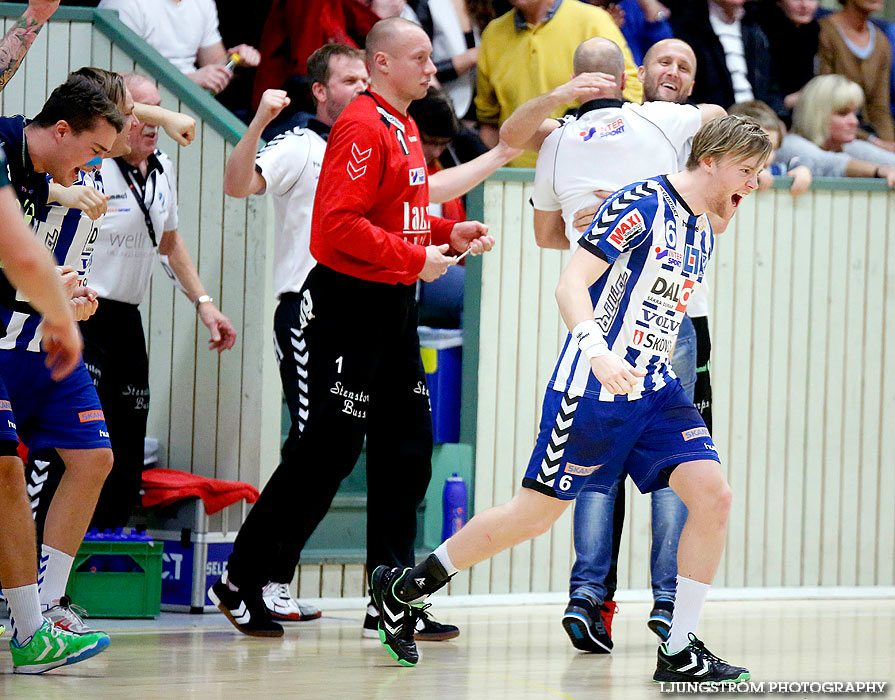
top-left (0, 598), bottom-right (891, 699)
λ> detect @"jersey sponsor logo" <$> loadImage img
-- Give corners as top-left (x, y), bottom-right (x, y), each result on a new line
top-left (642, 309), bottom-right (680, 332)
top-left (654, 246), bottom-right (683, 266)
top-left (409, 167), bottom-right (426, 186)
top-left (580, 118), bottom-right (625, 142)
top-left (605, 210), bottom-right (644, 250)
top-left (683, 244), bottom-right (705, 276)
top-left (648, 276), bottom-right (695, 313)
top-left (632, 330), bottom-right (673, 353)
top-left (595, 270), bottom-right (629, 333)
top-left (0, 399), bottom-right (11, 411)
top-left (78, 409), bottom-right (105, 423)
top-left (7, 420), bottom-right (15, 430)
top-left (564, 462), bottom-right (600, 476)
top-left (403, 202), bottom-right (431, 241)
top-left (100, 429), bottom-right (110, 438)
top-left (682, 426), bottom-right (710, 441)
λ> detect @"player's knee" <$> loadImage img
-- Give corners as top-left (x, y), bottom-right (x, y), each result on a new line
top-left (706, 481), bottom-right (732, 521)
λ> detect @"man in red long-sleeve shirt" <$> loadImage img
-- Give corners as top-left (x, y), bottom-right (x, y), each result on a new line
top-left (210, 17), bottom-right (493, 637)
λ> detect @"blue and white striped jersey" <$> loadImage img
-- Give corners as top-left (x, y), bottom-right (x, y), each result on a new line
top-left (0, 169), bottom-right (102, 352)
top-left (549, 175), bottom-right (713, 402)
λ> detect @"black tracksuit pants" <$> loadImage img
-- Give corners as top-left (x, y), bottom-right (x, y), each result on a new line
top-left (228, 264), bottom-right (434, 590)
top-left (29, 299), bottom-right (149, 533)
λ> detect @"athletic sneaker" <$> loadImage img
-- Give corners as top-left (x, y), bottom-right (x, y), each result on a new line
top-left (600, 600), bottom-right (618, 638)
top-left (369, 566), bottom-right (420, 666)
top-left (562, 596), bottom-right (612, 653)
top-left (363, 601), bottom-right (459, 641)
top-left (208, 574), bottom-right (284, 637)
top-left (648, 600), bottom-right (674, 641)
top-left (11, 619), bottom-right (110, 674)
top-left (261, 582), bottom-right (322, 621)
top-left (653, 634), bottom-right (750, 684)
top-left (43, 596), bottom-right (101, 634)
top-left (362, 603), bottom-right (381, 639)
top-left (414, 607), bottom-right (459, 641)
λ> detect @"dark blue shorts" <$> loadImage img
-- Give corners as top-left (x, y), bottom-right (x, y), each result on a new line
top-left (0, 373), bottom-right (19, 455)
top-left (522, 380), bottom-right (719, 500)
top-left (0, 349), bottom-right (111, 452)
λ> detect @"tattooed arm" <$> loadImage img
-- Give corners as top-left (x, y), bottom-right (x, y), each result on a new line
top-left (0, 0), bottom-right (60, 92)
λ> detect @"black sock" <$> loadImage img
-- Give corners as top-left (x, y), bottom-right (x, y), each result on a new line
top-left (395, 554), bottom-right (452, 603)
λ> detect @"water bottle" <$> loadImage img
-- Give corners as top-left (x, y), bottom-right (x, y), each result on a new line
top-left (441, 473), bottom-right (467, 541)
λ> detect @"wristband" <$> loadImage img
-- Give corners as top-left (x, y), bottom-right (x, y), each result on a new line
top-left (572, 319), bottom-right (612, 360)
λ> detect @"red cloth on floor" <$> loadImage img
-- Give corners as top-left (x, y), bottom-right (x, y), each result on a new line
top-left (141, 468), bottom-right (259, 515)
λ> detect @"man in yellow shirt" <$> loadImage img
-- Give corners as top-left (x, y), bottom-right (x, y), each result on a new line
top-left (476, 0), bottom-right (643, 168)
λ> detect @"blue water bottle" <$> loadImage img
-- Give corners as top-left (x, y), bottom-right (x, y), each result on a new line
top-left (442, 473), bottom-right (467, 541)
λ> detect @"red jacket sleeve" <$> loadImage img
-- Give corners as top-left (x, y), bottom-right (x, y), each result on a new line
top-left (430, 215), bottom-right (454, 248)
top-left (312, 118), bottom-right (427, 276)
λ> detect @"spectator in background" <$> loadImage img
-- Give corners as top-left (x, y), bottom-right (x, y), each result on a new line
top-left (250, 0), bottom-right (379, 111)
top-left (778, 74), bottom-right (895, 183)
top-left (728, 100), bottom-right (813, 194)
top-left (405, 0), bottom-right (480, 121)
top-left (476, 0), bottom-right (642, 168)
top-left (754, 0), bottom-right (819, 112)
top-left (788, 74), bottom-right (895, 168)
top-left (586, 0), bottom-right (674, 65)
top-left (818, 0), bottom-right (894, 143)
top-left (214, 0), bottom-right (272, 117)
top-left (670, 1), bottom-right (785, 117)
top-left (98, 0), bottom-right (260, 96)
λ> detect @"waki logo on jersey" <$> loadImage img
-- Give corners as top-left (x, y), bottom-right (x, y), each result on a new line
top-left (606, 210), bottom-right (645, 250)
top-left (409, 167), bottom-right (426, 186)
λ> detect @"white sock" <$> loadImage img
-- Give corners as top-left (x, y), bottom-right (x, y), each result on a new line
top-left (3, 584), bottom-right (44, 643)
top-left (433, 542), bottom-right (459, 576)
top-left (38, 544), bottom-right (74, 609)
top-left (665, 575), bottom-right (710, 654)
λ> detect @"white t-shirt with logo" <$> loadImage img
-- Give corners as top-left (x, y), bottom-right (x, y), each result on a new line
top-left (255, 127), bottom-right (326, 298)
top-left (532, 99), bottom-right (701, 244)
top-left (98, 0), bottom-right (222, 73)
top-left (89, 151), bottom-right (179, 304)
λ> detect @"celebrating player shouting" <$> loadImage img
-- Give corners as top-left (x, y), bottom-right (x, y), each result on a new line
top-left (371, 115), bottom-right (771, 684)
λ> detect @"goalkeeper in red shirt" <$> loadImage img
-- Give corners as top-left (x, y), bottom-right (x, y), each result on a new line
top-left (210, 17), bottom-right (493, 637)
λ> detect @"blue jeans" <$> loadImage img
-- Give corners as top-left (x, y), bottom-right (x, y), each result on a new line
top-left (568, 315), bottom-right (695, 604)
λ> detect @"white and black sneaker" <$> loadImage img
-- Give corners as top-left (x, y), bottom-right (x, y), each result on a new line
top-left (369, 566), bottom-right (420, 666)
top-left (208, 572), bottom-right (284, 638)
top-left (362, 603), bottom-right (380, 639)
top-left (562, 596), bottom-right (612, 653)
top-left (262, 582), bottom-right (322, 621)
top-left (654, 633), bottom-right (750, 684)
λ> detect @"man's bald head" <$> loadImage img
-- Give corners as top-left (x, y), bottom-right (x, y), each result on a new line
top-left (573, 37), bottom-right (625, 83)
top-left (365, 17), bottom-right (427, 63)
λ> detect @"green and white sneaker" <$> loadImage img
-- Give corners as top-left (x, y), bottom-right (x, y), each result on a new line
top-left (11, 620), bottom-right (110, 674)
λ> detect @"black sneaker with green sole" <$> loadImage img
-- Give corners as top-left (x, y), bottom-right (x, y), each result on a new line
top-left (654, 633), bottom-right (750, 683)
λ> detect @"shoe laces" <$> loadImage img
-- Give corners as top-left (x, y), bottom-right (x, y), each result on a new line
top-left (271, 582), bottom-right (292, 600)
top-left (687, 633), bottom-right (726, 664)
top-left (412, 603), bottom-right (434, 621)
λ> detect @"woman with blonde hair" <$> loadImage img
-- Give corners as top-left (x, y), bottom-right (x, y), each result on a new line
top-left (777, 74), bottom-right (895, 180)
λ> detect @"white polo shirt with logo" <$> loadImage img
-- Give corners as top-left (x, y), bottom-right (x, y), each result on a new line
top-left (89, 150), bottom-right (179, 305)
